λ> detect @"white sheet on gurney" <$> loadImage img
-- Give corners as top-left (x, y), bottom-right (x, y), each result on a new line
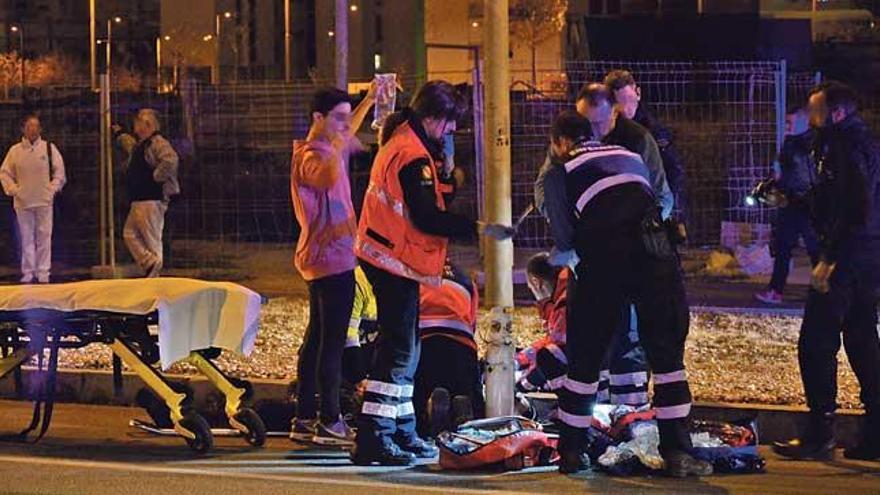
top-left (0, 278), bottom-right (261, 369)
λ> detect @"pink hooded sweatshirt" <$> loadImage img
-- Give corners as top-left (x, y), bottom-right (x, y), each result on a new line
top-left (290, 138), bottom-right (357, 281)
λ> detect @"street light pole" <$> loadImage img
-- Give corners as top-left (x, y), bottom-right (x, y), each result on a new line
top-left (10, 26), bottom-right (24, 93)
top-left (156, 36), bottom-right (162, 93)
top-left (212, 14), bottom-right (220, 85)
top-left (106, 19), bottom-right (112, 84)
top-left (90, 0), bottom-right (97, 91)
top-left (284, 0), bottom-right (292, 82)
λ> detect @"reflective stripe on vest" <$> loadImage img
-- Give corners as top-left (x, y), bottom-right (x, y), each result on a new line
top-left (575, 173), bottom-right (651, 215)
top-left (356, 238), bottom-right (442, 287)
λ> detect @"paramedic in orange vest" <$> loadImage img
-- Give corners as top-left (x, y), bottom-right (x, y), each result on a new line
top-left (352, 81), bottom-right (514, 466)
top-left (414, 261), bottom-right (484, 438)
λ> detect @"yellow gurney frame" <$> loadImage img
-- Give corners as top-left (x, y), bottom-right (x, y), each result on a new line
top-left (0, 308), bottom-right (266, 453)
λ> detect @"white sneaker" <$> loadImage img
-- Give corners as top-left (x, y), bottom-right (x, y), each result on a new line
top-left (20, 274), bottom-right (34, 284)
top-left (37, 274), bottom-right (50, 284)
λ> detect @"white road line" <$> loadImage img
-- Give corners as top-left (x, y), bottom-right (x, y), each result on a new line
top-left (0, 455), bottom-right (515, 494)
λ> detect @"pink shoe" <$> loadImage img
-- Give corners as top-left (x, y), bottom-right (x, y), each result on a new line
top-left (755, 289), bottom-right (783, 305)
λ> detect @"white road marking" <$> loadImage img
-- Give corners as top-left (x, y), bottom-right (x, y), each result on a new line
top-left (0, 454), bottom-right (515, 494)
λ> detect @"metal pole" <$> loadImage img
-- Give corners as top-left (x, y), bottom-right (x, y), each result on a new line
top-left (90, 0), bottom-right (96, 91)
top-left (482, 0), bottom-right (515, 418)
top-left (284, 0), bottom-right (292, 82)
top-left (106, 20), bottom-right (112, 84)
top-left (472, 51), bottom-right (485, 218)
top-left (335, 0), bottom-right (347, 90)
top-left (213, 14), bottom-right (221, 85)
top-left (99, 75), bottom-right (109, 266)
top-left (18, 28), bottom-right (24, 94)
top-left (156, 37), bottom-right (161, 93)
top-left (776, 60), bottom-right (787, 154)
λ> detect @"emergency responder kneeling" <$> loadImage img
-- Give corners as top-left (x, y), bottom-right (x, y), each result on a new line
top-left (353, 80), bottom-right (514, 466)
top-left (542, 110), bottom-right (712, 477)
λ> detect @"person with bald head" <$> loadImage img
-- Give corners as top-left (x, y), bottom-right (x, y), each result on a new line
top-left (113, 108), bottom-right (180, 277)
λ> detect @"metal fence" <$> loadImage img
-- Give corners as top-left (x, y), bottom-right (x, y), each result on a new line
top-left (0, 62), bottom-right (850, 280)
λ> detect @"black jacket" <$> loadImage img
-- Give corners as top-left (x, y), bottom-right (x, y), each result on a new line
top-left (633, 106), bottom-right (686, 194)
top-left (808, 114), bottom-right (880, 264)
top-left (777, 130), bottom-right (817, 201)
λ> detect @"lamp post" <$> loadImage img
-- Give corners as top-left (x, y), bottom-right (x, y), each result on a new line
top-left (284, 0), bottom-right (291, 82)
top-left (212, 11), bottom-right (232, 85)
top-left (9, 25), bottom-right (24, 94)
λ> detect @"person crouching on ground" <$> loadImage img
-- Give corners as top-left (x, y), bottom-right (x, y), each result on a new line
top-left (413, 261), bottom-right (484, 438)
top-left (289, 84), bottom-right (376, 446)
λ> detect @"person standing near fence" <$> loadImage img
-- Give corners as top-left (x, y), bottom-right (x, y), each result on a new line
top-left (604, 70), bottom-right (689, 225)
top-left (288, 84), bottom-right (376, 447)
top-left (543, 110), bottom-right (711, 477)
top-left (773, 82), bottom-right (880, 462)
top-left (353, 80), bottom-right (513, 466)
top-left (0, 114), bottom-right (65, 283)
top-left (754, 106), bottom-right (820, 305)
top-left (113, 109), bottom-right (179, 278)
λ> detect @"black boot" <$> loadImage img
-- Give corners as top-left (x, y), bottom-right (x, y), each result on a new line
top-left (664, 450), bottom-right (714, 478)
top-left (557, 449), bottom-right (591, 474)
top-left (844, 411), bottom-right (880, 461)
top-left (773, 411), bottom-right (836, 460)
top-left (452, 395), bottom-right (474, 427)
top-left (395, 432), bottom-right (439, 459)
top-left (428, 387), bottom-right (451, 437)
top-left (351, 438), bottom-right (416, 466)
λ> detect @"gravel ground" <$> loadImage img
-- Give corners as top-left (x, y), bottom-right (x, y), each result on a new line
top-left (53, 297), bottom-right (865, 409)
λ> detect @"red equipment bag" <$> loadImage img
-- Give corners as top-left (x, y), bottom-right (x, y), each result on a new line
top-left (437, 416), bottom-right (558, 470)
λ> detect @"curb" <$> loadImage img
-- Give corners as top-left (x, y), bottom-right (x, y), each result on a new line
top-left (1, 367), bottom-right (867, 446)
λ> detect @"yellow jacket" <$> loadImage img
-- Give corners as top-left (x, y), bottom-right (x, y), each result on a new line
top-left (346, 266), bottom-right (378, 348)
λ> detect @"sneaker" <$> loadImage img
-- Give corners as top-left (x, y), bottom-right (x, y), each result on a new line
top-left (289, 417), bottom-right (317, 443)
top-left (755, 289), bottom-right (783, 305)
top-left (664, 450), bottom-right (714, 477)
top-left (36, 274), bottom-right (50, 284)
top-left (351, 440), bottom-right (416, 466)
top-left (312, 417), bottom-right (356, 446)
top-left (19, 274), bottom-right (34, 284)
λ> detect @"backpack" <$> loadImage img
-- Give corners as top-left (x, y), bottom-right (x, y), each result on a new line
top-left (437, 416), bottom-right (558, 471)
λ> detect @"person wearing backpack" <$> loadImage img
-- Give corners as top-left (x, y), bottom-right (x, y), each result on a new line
top-left (0, 114), bottom-right (65, 284)
top-left (113, 109), bottom-right (179, 278)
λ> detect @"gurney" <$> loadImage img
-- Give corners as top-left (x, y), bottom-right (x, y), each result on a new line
top-left (0, 278), bottom-right (266, 453)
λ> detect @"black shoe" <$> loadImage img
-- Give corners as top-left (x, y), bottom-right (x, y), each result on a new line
top-left (451, 395), bottom-right (474, 427)
top-left (351, 441), bottom-right (416, 466)
top-left (772, 437), bottom-right (836, 460)
top-left (395, 433), bottom-right (439, 459)
top-left (428, 387), bottom-right (451, 437)
top-left (558, 449), bottom-right (590, 474)
top-left (664, 450), bottom-right (714, 478)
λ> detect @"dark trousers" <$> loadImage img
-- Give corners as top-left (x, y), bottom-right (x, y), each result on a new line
top-left (413, 335), bottom-right (485, 435)
top-left (356, 261), bottom-right (422, 449)
top-left (799, 261), bottom-right (880, 417)
top-left (599, 305), bottom-right (650, 406)
top-left (770, 206), bottom-right (820, 293)
top-left (296, 270), bottom-right (355, 423)
top-left (559, 199), bottom-right (693, 455)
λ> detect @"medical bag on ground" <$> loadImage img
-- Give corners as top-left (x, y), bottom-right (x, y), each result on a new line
top-left (437, 416), bottom-right (558, 470)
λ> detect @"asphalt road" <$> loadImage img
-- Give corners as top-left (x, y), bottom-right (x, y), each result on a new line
top-left (0, 400), bottom-right (877, 494)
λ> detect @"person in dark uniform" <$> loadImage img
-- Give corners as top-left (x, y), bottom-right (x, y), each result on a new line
top-left (774, 82), bottom-right (880, 461)
top-left (604, 70), bottom-right (689, 225)
top-left (755, 106), bottom-right (820, 305)
top-left (352, 81), bottom-right (513, 466)
top-left (543, 110), bottom-right (712, 477)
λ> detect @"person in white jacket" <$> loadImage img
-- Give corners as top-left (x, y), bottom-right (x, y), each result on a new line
top-left (0, 115), bottom-right (65, 283)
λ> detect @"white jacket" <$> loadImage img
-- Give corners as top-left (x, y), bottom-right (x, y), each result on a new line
top-left (0, 137), bottom-right (66, 210)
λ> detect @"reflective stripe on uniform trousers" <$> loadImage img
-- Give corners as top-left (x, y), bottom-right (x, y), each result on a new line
top-left (397, 401), bottom-right (415, 418)
top-left (546, 374), bottom-right (567, 391)
top-left (362, 401), bottom-right (399, 419)
top-left (652, 369), bottom-right (691, 419)
top-left (557, 409), bottom-right (593, 428)
top-left (653, 369), bottom-right (687, 384)
top-left (610, 371), bottom-right (648, 387)
top-left (563, 377), bottom-right (598, 395)
top-left (610, 391), bottom-right (650, 406)
top-left (365, 380), bottom-right (404, 397)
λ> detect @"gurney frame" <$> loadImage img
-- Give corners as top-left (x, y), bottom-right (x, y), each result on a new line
top-left (0, 309), bottom-right (266, 453)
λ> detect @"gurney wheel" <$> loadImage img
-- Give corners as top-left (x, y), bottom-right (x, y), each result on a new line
top-left (234, 408), bottom-right (267, 447)
top-left (180, 413), bottom-right (213, 453)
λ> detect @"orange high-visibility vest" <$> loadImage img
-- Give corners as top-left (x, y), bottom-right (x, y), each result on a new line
top-left (419, 275), bottom-right (478, 351)
top-left (355, 122), bottom-right (448, 286)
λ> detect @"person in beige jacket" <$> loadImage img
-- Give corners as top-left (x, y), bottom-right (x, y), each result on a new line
top-left (113, 109), bottom-right (179, 277)
top-left (0, 115), bottom-right (65, 283)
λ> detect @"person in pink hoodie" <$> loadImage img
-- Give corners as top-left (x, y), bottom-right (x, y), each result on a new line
top-left (289, 83), bottom-right (376, 446)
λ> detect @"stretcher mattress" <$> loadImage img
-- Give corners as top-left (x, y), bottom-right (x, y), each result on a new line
top-left (0, 278), bottom-right (261, 369)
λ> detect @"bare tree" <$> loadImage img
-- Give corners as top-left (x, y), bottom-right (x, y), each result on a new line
top-left (509, 0), bottom-right (568, 87)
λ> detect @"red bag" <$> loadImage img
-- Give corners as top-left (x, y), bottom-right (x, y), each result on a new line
top-left (437, 416), bottom-right (558, 470)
